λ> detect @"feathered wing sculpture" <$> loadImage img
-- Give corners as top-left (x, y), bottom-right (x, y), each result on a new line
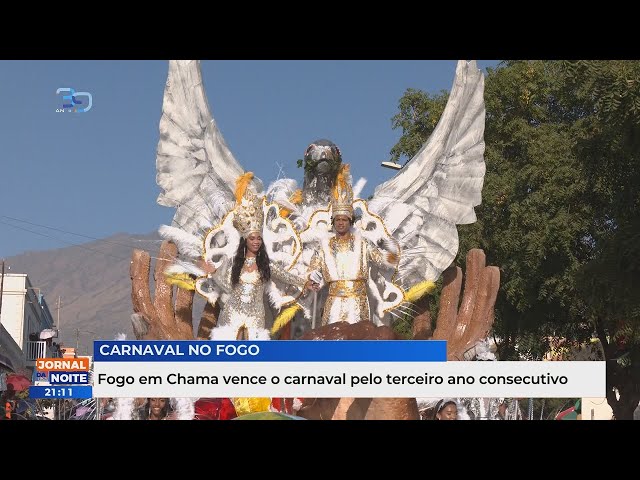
top-left (286, 61), bottom-right (485, 326)
top-left (171, 397), bottom-right (197, 420)
top-left (155, 60), bottom-right (302, 320)
top-left (156, 60), bottom-right (263, 236)
top-left (368, 60), bottom-right (486, 288)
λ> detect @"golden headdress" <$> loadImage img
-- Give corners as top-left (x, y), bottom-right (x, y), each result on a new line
top-left (331, 163), bottom-right (354, 219)
top-left (232, 172), bottom-right (264, 238)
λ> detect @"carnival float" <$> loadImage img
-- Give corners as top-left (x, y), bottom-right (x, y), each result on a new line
top-left (112, 60), bottom-right (501, 420)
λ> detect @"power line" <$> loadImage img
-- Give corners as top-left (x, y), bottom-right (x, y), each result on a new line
top-left (0, 214), bottom-right (161, 250)
top-left (0, 217), bottom-right (188, 318)
top-left (0, 219), bottom-right (132, 261)
top-left (0, 219), bottom-right (174, 264)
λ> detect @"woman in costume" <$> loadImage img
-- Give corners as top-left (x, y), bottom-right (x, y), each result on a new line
top-left (162, 172), bottom-right (313, 341)
top-left (200, 181), bottom-right (313, 340)
top-left (111, 396), bottom-right (195, 420)
top-left (433, 398), bottom-right (459, 420)
top-left (161, 173), bottom-right (312, 416)
top-left (141, 397), bottom-right (174, 420)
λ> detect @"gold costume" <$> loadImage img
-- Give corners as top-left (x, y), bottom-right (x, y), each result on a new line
top-left (309, 230), bottom-right (386, 325)
top-left (307, 163), bottom-right (393, 325)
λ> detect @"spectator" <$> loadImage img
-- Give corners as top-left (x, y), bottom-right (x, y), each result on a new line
top-left (434, 398), bottom-right (458, 420)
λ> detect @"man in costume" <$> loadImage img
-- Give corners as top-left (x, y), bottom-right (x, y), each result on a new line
top-left (307, 164), bottom-right (404, 326)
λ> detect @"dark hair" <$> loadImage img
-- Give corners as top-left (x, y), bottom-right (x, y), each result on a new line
top-left (231, 237), bottom-right (271, 286)
top-left (142, 398), bottom-right (172, 420)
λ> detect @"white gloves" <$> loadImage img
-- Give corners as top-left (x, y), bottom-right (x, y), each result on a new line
top-left (309, 270), bottom-right (324, 288)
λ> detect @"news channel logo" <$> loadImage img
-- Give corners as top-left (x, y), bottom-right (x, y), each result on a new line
top-left (29, 357), bottom-right (93, 399)
top-left (56, 87), bottom-right (92, 113)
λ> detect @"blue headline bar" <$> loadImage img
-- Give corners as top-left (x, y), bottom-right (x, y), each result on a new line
top-left (93, 340), bottom-right (447, 362)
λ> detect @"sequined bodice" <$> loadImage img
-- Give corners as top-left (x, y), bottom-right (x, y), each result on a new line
top-left (237, 270), bottom-right (260, 302)
top-left (211, 260), bottom-right (306, 332)
top-left (218, 269), bottom-right (265, 329)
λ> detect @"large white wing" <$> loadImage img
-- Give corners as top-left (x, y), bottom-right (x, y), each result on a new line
top-left (156, 60), bottom-right (263, 235)
top-left (369, 60), bottom-right (486, 287)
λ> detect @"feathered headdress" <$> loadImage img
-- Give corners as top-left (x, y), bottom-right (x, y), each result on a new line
top-left (232, 172), bottom-right (264, 238)
top-left (331, 164), bottom-right (354, 219)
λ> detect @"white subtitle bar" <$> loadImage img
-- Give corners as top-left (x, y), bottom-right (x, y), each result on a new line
top-left (93, 361), bottom-right (605, 398)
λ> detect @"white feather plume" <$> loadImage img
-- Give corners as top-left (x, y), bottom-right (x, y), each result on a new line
top-left (266, 178), bottom-right (301, 217)
top-left (296, 298), bottom-right (312, 320)
top-left (265, 280), bottom-right (295, 308)
top-left (165, 259), bottom-right (205, 277)
top-left (352, 177), bottom-right (367, 199)
top-left (171, 398), bottom-right (196, 420)
top-left (159, 225), bottom-right (203, 258)
top-left (208, 191), bottom-right (234, 221)
top-left (276, 199), bottom-right (301, 215)
top-left (111, 397), bottom-right (136, 420)
top-left (195, 277), bottom-right (222, 305)
top-left (206, 289), bottom-right (221, 306)
top-left (268, 251), bottom-right (291, 265)
top-left (299, 226), bottom-right (331, 244)
top-left (266, 178), bottom-right (298, 200)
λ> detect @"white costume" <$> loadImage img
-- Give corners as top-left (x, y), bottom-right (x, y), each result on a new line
top-left (208, 258), bottom-right (306, 340)
top-left (311, 229), bottom-right (389, 325)
top-left (307, 167), bottom-right (403, 325)
top-left (160, 173), bottom-right (307, 340)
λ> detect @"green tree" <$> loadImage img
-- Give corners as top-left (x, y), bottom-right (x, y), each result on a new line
top-left (563, 61), bottom-right (640, 419)
top-left (390, 61), bottom-right (640, 419)
top-left (389, 88), bottom-right (448, 164)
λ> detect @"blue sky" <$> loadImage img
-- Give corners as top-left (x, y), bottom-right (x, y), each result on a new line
top-left (0, 60), bottom-right (498, 259)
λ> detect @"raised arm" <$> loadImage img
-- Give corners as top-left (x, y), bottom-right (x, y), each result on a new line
top-left (200, 258), bottom-right (233, 294)
top-left (270, 261), bottom-right (308, 291)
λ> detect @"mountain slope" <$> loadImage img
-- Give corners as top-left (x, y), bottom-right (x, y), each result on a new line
top-left (5, 233), bottom-right (163, 353)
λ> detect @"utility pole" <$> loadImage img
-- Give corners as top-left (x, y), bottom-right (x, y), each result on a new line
top-left (74, 329), bottom-right (97, 355)
top-left (56, 296), bottom-right (62, 338)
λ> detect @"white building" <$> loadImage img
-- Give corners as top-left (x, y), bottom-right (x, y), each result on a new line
top-left (0, 273), bottom-right (60, 377)
top-left (582, 397), bottom-right (614, 420)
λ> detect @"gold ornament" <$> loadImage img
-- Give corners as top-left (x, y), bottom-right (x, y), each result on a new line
top-left (232, 172), bottom-right (264, 238)
top-left (331, 164), bottom-right (354, 219)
